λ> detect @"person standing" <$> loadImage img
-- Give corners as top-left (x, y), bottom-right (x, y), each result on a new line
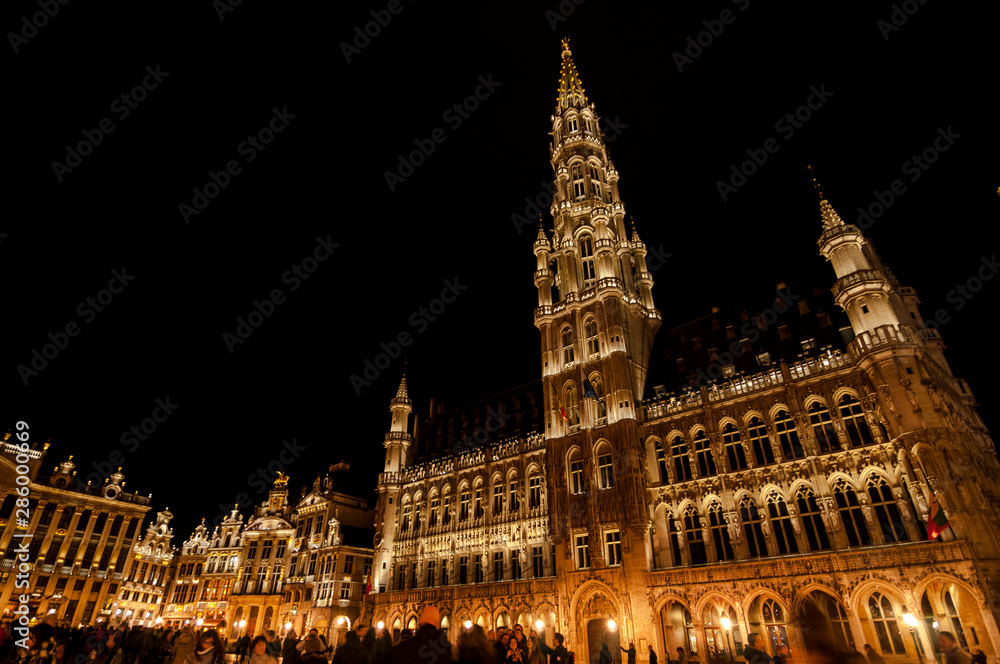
top-left (648, 646), bottom-right (658, 664)
top-left (457, 625), bottom-right (494, 664)
top-left (250, 637), bottom-right (278, 664)
top-left (170, 628), bottom-right (197, 664)
top-left (331, 631), bottom-right (369, 664)
top-left (186, 631), bottom-right (226, 664)
top-left (772, 644), bottom-right (789, 664)
top-left (599, 643), bottom-right (612, 664)
top-left (282, 631), bottom-right (299, 664)
top-left (742, 634), bottom-right (771, 664)
top-left (537, 633), bottom-right (567, 664)
top-left (939, 632), bottom-right (972, 664)
top-left (621, 643), bottom-right (637, 664)
top-left (387, 606), bottom-right (450, 664)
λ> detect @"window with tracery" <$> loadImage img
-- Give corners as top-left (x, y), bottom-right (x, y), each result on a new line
top-left (748, 417), bottom-right (775, 465)
top-left (809, 401), bottom-right (839, 453)
top-left (723, 423), bottom-right (747, 470)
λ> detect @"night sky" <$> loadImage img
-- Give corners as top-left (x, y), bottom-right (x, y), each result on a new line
top-left (6, 0), bottom-right (997, 539)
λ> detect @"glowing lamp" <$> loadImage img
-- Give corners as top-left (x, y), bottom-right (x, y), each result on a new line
top-left (377, 622), bottom-right (385, 630)
top-left (196, 619), bottom-right (204, 627)
top-left (902, 613), bottom-right (918, 627)
top-left (607, 619), bottom-right (617, 632)
top-left (721, 617), bottom-right (732, 630)
top-left (285, 622), bottom-right (292, 631)
top-left (155, 617), bottom-right (163, 624)
top-left (536, 620), bottom-right (544, 631)
top-left (48, 609), bottom-right (56, 615)
top-left (464, 620), bottom-right (473, 630)
top-left (337, 617), bottom-right (344, 625)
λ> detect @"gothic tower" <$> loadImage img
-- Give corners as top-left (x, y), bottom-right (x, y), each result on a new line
top-left (372, 375), bottom-right (412, 594)
top-left (534, 39), bottom-right (662, 643)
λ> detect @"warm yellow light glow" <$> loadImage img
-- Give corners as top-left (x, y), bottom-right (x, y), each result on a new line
top-left (377, 621), bottom-right (385, 630)
top-left (285, 622), bottom-right (292, 631)
top-left (903, 613), bottom-right (918, 627)
top-left (196, 619), bottom-right (204, 627)
top-left (536, 620), bottom-right (544, 631)
top-left (337, 617), bottom-right (344, 625)
top-left (721, 617), bottom-right (732, 630)
top-left (607, 619), bottom-right (617, 632)
top-left (464, 620), bottom-right (473, 630)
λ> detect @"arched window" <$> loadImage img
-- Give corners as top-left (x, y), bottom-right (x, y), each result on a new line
top-left (748, 417), bottom-right (775, 466)
top-left (707, 502), bottom-right (733, 561)
top-left (775, 410), bottom-right (804, 460)
top-left (944, 591), bottom-right (969, 649)
top-left (597, 446), bottom-right (615, 489)
top-left (723, 423), bottom-right (747, 471)
top-left (866, 475), bottom-right (909, 543)
top-left (809, 401), bottom-right (839, 454)
top-left (764, 489), bottom-right (798, 555)
top-left (805, 592), bottom-right (854, 653)
top-left (795, 485), bottom-right (830, 551)
top-left (567, 115), bottom-right (579, 133)
top-left (588, 372), bottom-right (606, 419)
top-left (655, 440), bottom-right (669, 484)
top-left (561, 327), bottom-right (575, 365)
top-left (564, 382), bottom-right (580, 426)
top-left (588, 163), bottom-right (602, 198)
top-left (429, 493), bottom-right (439, 527)
top-left (529, 473), bottom-right (543, 508)
top-left (867, 592), bottom-right (907, 655)
top-left (580, 234), bottom-right (596, 286)
top-left (739, 495), bottom-right (768, 558)
top-left (571, 163), bottom-right (585, 199)
top-left (584, 317), bottom-right (599, 356)
top-left (840, 395), bottom-right (875, 447)
top-left (568, 449), bottom-right (584, 495)
top-left (671, 436), bottom-right (693, 482)
top-left (832, 478), bottom-right (871, 547)
top-left (760, 599), bottom-right (789, 654)
top-left (413, 498), bottom-right (422, 529)
top-left (400, 503), bottom-right (411, 532)
top-left (694, 430), bottom-right (716, 477)
top-left (683, 504), bottom-right (706, 565)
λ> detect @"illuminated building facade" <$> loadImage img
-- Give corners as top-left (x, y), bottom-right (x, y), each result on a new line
top-left (0, 443), bottom-right (151, 626)
top-left (118, 508), bottom-right (174, 626)
top-left (367, 41), bottom-right (1000, 664)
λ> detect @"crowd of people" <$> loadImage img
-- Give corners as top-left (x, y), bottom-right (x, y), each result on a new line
top-left (0, 612), bottom-right (989, 664)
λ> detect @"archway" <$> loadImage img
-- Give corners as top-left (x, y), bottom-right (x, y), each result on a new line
top-left (575, 584), bottom-right (621, 664)
top-left (588, 619), bottom-right (622, 664)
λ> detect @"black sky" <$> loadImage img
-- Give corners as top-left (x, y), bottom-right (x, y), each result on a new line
top-left (6, 0), bottom-right (998, 539)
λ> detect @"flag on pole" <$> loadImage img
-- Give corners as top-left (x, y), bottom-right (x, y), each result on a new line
top-left (927, 491), bottom-right (949, 539)
top-left (364, 573), bottom-right (372, 595)
top-left (582, 378), bottom-right (597, 399)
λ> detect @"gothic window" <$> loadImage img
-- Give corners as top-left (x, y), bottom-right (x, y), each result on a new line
top-left (765, 490), bottom-right (799, 555)
top-left (671, 435), bottom-right (692, 482)
top-left (723, 423), bottom-right (748, 471)
top-left (775, 409), bottom-right (804, 460)
top-left (588, 372), bottom-right (607, 418)
top-left (739, 495), bottom-right (768, 558)
top-left (760, 599), bottom-right (790, 654)
top-left (694, 430), bottom-right (717, 477)
top-left (588, 163), bottom-right (602, 198)
top-left (474, 486), bottom-right (484, 518)
top-left (529, 475), bottom-right (542, 508)
top-left (567, 115), bottom-right (579, 133)
top-left (584, 116), bottom-right (594, 135)
top-left (803, 592), bottom-right (854, 653)
top-left (809, 401), bottom-right (839, 453)
top-left (655, 439), bottom-right (669, 483)
top-left (575, 534), bottom-right (591, 569)
top-left (866, 474), bottom-right (909, 543)
top-left (571, 163), bottom-right (585, 199)
top-left (509, 478), bottom-right (519, 511)
top-left (585, 317), bottom-right (599, 356)
top-left (597, 447), bottom-right (615, 489)
top-left (569, 450), bottom-right (585, 494)
top-left (944, 591), bottom-right (969, 649)
top-left (605, 529), bottom-right (622, 566)
top-left (400, 504), bottom-right (411, 532)
top-left (458, 556), bottom-right (468, 585)
top-left (832, 478), bottom-right (871, 547)
top-left (683, 504), bottom-right (707, 565)
top-left (429, 496), bottom-right (439, 526)
top-left (493, 551), bottom-right (504, 581)
top-left (867, 592), bottom-right (907, 655)
top-left (413, 500), bottom-right (422, 529)
top-left (443, 495), bottom-right (452, 524)
top-left (840, 394), bottom-right (875, 447)
top-left (580, 234), bottom-right (596, 286)
top-left (707, 501), bottom-right (733, 561)
top-left (460, 491), bottom-right (470, 521)
top-left (562, 327), bottom-right (575, 365)
top-left (532, 546), bottom-right (543, 577)
top-left (564, 382), bottom-right (580, 425)
top-left (426, 560), bottom-right (436, 587)
top-left (795, 485), bottom-right (831, 551)
top-left (748, 417), bottom-right (775, 466)
top-left (492, 483), bottom-right (504, 514)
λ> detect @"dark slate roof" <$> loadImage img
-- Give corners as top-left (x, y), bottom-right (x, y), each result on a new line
top-left (644, 282), bottom-right (853, 399)
top-left (339, 523), bottom-right (375, 549)
top-left (411, 380), bottom-right (544, 464)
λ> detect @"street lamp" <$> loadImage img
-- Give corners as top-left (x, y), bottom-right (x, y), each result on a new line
top-left (239, 619), bottom-right (247, 638)
top-left (377, 622), bottom-right (385, 631)
top-left (607, 619), bottom-right (617, 632)
top-left (902, 614), bottom-right (921, 663)
top-left (464, 620), bottom-right (473, 630)
top-left (721, 617), bottom-right (735, 663)
top-left (536, 620), bottom-right (544, 632)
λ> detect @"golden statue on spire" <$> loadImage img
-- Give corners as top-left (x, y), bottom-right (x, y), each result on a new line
top-left (274, 472), bottom-right (290, 488)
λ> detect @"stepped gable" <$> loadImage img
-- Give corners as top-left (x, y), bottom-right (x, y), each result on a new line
top-left (645, 283), bottom-right (852, 397)
top-left (410, 380), bottom-right (544, 463)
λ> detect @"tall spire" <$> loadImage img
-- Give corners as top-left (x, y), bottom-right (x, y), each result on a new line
top-left (556, 38), bottom-right (588, 111)
top-left (395, 373), bottom-right (409, 400)
top-left (808, 165), bottom-right (845, 230)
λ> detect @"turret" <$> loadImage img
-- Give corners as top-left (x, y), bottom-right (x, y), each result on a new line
top-left (372, 374), bottom-right (413, 593)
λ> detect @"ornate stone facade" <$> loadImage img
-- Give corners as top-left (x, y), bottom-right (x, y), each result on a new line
top-left (366, 41), bottom-right (1000, 664)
